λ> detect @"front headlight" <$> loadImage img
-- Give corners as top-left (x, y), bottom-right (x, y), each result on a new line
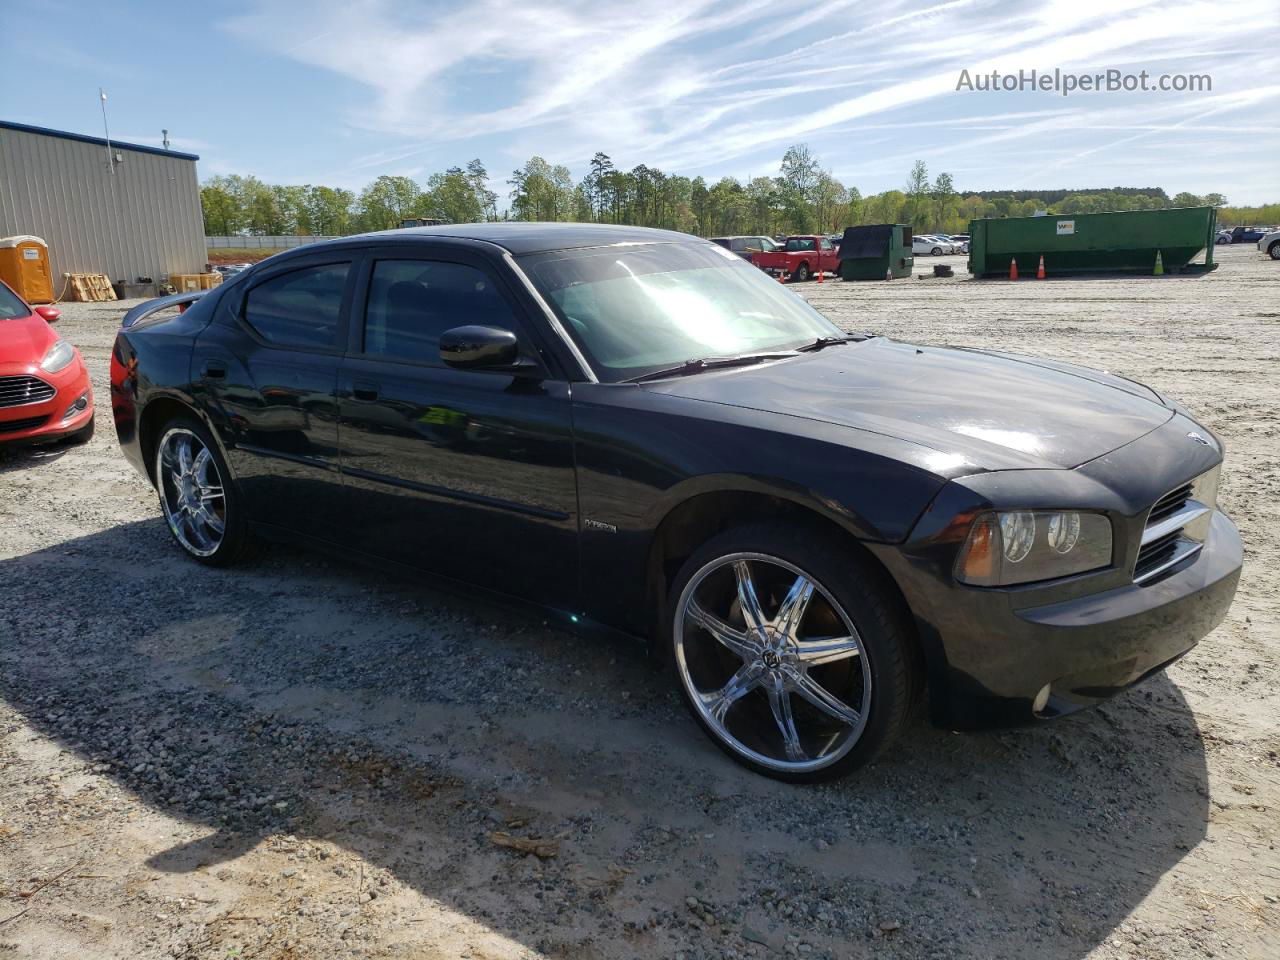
top-left (40, 339), bottom-right (76, 373)
top-left (956, 510), bottom-right (1113, 586)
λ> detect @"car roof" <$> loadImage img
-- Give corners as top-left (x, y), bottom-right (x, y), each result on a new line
top-left (346, 222), bottom-right (699, 256)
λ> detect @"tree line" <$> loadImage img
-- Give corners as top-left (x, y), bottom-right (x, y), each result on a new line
top-left (200, 145), bottom-right (1269, 240)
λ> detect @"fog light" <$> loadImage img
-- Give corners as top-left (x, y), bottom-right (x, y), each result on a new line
top-left (61, 392), bottom-right (89, 422)
top-left (1032, 684), bottom-right (1051, 714)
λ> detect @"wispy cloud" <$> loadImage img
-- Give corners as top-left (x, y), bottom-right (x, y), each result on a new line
top-left (222, 0), bottom-right (1280, 200)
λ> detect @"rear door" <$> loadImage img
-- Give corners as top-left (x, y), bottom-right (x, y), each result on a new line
top-left (335, 245), bottom-right (579, 608)
top-left (193, 252), bottom-right (357, 539)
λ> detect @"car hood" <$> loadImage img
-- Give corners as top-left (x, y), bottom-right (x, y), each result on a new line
top-left (0, 314), bottom-right (56, 366)
top-left (643, 338), bottom-right (1174, 472)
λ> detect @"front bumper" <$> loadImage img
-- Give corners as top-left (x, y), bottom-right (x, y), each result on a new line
top-left (892, 509), bottom-right (1241, 729)
top-left (0, 361), bottom-right (93, 446)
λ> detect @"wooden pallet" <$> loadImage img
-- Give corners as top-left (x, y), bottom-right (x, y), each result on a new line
top-left (66, 273), bottom-right (117, 302)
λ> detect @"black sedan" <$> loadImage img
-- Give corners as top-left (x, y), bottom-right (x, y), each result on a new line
top-left (110, 224), bottom-right (1242, 782)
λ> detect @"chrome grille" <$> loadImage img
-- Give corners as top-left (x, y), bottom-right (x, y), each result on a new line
top-left (1133, 468), bottom-right (1218, 584)
top-left (0, 414), bottom-right (49, 434)
top-left (0, 375), bottom-right (55, 409)
top-left (1146, 482), bottom-right (1193, 525)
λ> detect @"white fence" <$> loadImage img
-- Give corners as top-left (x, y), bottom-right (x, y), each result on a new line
top-left (205, 235), bottom-right (341, 249)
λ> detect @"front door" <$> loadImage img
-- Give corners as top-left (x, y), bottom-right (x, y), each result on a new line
top-left (335, 250), bottom-right (579, 610)
top-left (193, 254), bottom-right (355, 539)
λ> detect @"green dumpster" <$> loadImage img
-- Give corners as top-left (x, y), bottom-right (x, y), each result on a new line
top-left (837, 224), bottom-right (914, 280)
top-left (967, 206), bottom-right (1218, 278)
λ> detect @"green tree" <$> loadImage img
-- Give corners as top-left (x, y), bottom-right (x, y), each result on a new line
top-left (509, 157), bottom-right (575, 221)
top-left (304, 186), bottom-right (354, 235)
top-left (200, 183), bottom-right (241, 235)
top-left (422, 167), bottom-right (485, 223)
top-left (356, 175), bottom-right (420, 231)
top-left (586, 152), bottom-right (615, 221)
top-left (930, 172), bottom-right (956, 232)
top-left (904, 161), bottom-right (930, 231)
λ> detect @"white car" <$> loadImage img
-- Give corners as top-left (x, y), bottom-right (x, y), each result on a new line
top-left (1259, 230), bottom-right (1280, 260)
top-left (912, 235), bottom-right (951, 256)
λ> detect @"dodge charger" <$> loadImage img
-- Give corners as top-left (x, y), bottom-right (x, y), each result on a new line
top-left (110, 224), bottom-right (1242, 782)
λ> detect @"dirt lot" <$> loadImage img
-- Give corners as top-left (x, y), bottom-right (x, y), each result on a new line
top-left (1, 244), bottom-right (1277, 959)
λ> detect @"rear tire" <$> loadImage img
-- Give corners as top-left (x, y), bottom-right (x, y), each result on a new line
top-left (1269, 241), bottom-right (1280, 260)
top-left (667, 522), bottom-right (916, 783)
top-left (792, 262), bottom-right (811, 282)
top-left (153, 416), bottom-right (252, 566)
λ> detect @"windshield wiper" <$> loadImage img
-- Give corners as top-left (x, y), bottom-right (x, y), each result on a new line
top-left (797, 334), bottom-right (874, 351)
top-left (627, 352), bottom-right (798, 383)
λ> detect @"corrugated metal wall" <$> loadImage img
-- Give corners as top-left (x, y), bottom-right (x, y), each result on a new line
top-left (0, 126), bottom-right (206, 291)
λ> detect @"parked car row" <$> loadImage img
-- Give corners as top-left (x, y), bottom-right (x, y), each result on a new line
top-left (911, 234), bottom-right (968, 255)
top-left (1216, 226), bottom-right (1272, 244)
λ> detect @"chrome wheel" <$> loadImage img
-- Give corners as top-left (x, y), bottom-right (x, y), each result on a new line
top-left (156, 427), bottom-right (226, 558)
top-left (674, 552), bottom-right (871, 774)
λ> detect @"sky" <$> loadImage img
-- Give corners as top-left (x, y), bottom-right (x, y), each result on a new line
top-left (2, 0), bottom-right (1278, 206)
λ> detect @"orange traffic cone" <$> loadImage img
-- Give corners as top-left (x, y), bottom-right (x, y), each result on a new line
top-left (777, 270), bottom-right (786, 284)
top-left (1036, 254), bottom-right (1046, 279)
top-left (1009, 257), bottom-right (1019, 280)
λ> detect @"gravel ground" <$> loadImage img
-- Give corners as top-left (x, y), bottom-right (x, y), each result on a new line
top-left (0, 245), bottom-right (1276, 959)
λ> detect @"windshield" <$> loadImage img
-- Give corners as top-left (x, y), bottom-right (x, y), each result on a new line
top-left (521, 241), bottom-right (842, 382)
top-left (0, 283), bottom-right (29, 320)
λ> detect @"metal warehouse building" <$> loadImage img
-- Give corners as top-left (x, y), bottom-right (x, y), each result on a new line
top-left (0, 120), bottom-right (206, 293)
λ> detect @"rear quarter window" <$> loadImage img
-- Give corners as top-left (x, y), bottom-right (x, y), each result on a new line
top-left (242, 262), bottom-right (350, 349)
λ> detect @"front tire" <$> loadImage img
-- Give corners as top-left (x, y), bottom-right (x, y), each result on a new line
top-left (1269, 241), bottom-right (1280, 260)
top-left (154, 417), bottom-right (251, 566)
top-left (931, 247), bottom-right (943, 256)
top-left (667, 523), bottom-right (916, 782)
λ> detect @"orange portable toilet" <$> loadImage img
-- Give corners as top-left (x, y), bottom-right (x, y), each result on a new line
top-left (0, 236), bottom-right (55, 303)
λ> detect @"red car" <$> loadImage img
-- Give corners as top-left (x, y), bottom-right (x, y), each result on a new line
top-left (749, 235), bottom-right (841, 282)
top-left (0, 279), bottom-right (94, 446)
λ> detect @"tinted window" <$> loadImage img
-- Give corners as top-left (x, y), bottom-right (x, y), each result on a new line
top-left (363, 260), bottom-right (519, 364)
top-left (243, 262), bottom-right (349, 349)
top-left (785, 238), bottom-right (816, 252)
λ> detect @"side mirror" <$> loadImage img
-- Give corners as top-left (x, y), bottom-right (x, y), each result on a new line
top-left (439, 325), bottom-right (520, 370)
top-left (34, 305), bottom-right (60, 323)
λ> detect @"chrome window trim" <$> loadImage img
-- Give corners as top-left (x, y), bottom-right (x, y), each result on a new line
top-left (502, 251), bottom-right (598, 384)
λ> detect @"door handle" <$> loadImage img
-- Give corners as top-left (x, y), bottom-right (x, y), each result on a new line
top-left (202, 361), bottom-right (226, 379)
top-left (352, 383), bottom-right (380, 402)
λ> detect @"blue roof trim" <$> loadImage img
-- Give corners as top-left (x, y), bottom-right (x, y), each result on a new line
top-left (0, 120), bottom-right (200, 161)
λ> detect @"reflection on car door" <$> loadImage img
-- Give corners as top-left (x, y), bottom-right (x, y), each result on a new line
top-left (335, 249), bottom-right (579, 609)
top-left (193, 255), bottom-right (355, 539)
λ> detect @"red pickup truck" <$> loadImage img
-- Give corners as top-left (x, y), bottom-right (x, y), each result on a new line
top-left (749, 235), bottom-right (840, 281)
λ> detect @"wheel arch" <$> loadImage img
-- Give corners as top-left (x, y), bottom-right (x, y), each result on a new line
top-left (137, 393), bottom-right (235, 486)
top-left (642, 487), bottom-right (923, 686)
